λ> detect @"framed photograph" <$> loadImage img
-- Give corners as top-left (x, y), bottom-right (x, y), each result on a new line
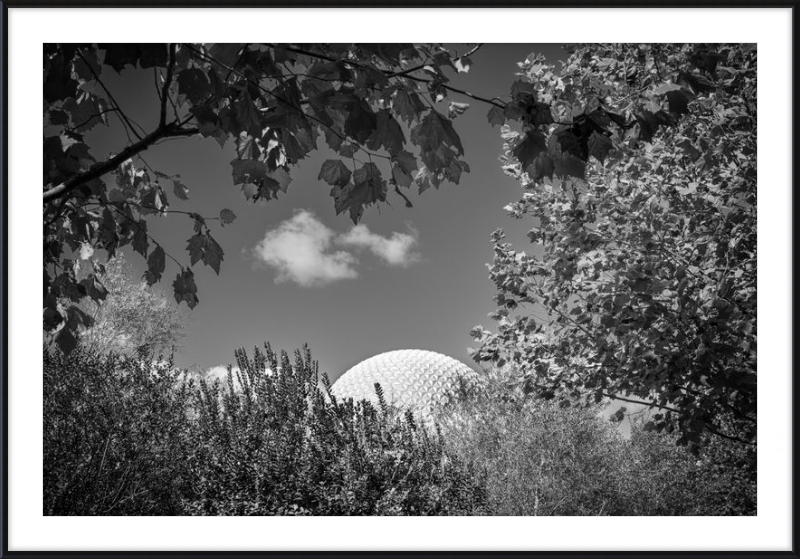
top-left (4, 1), bottom-right (795, 556)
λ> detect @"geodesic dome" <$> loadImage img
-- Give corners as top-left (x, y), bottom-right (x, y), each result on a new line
top-left (331, 349), bottom-right (482, 415)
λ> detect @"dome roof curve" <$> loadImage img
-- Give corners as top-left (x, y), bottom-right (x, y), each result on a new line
top-left (331, 349), bottom-right (481, 414)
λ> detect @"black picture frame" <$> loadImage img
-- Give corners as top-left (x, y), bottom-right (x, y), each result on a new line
top-left (5, 2), bottom-right (796, 557)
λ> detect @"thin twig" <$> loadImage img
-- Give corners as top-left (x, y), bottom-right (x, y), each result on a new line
top-left (160, 44), bottom-right (177, 128)
top-left (77, 49), bottom-right (145, 141)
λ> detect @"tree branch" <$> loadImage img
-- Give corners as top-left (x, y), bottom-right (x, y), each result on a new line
top-left (43, 123), bottom-right (198, 204)
top-left (601, 392), bottom-right (755, 446)
top-left (266, 43), bottom-right (507, 110)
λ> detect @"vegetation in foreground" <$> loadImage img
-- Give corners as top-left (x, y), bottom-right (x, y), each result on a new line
top-left (44, 344), bottom-right (755, 516)
top-left (436, 366), bottom-right (755, 516)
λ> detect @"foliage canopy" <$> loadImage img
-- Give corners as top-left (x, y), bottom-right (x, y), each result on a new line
top-left (44, 43), bottom-right (485, 351)
top-left (470, 43), bottom-right (756, 449)
top-left (43, 42), bottom-right (758, 452)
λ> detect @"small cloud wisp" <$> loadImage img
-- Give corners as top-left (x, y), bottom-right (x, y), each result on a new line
top-left (252, 210), bottom-right (419, 287)
top-left (337, 224), bottom-right (419, 267)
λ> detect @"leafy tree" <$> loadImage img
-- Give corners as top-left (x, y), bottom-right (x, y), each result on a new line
top-left (470, 44), bottom-right (756, 449)
top-left (61, 254), bottom-right (186, 357)
top-left (44, 43), bottom-right (487, 351)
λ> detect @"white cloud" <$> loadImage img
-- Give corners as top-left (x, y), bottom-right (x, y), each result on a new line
top-left (252, 210), bottom-right (420, 287)
top-left (252, 210), bottom-right (358, 287)
top-left (337, 224), bottom-right (419, 267)
top-left (202, 365), bottom-right (241, 385)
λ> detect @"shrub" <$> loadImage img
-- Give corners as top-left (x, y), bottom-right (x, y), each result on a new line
top-left (43, 347), bottom-right (194, 515)
top-left (625, 417), bottom-right (756, 515)
top-left (181, 343), bottom-right (487, 515)
top-left (436, 365), bottom-right (756, 515)
top-left (44, 344), bottom-right (751, 516)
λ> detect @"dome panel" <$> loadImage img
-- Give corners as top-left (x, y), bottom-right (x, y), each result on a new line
top-left (331, 349), bottom-right (481, 415)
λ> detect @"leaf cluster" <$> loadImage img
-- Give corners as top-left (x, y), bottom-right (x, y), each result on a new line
top-left (473, 44), bottom-right (757, 450)
top-left (44, 43), bottom-right (478, 351)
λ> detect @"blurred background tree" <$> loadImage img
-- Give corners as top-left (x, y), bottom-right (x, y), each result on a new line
top-left (75, 254), bottom-right (186, 358)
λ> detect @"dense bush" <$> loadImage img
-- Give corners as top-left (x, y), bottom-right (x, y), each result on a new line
top-left (44, 345), bottom-right (752, 516)
top-left (436, 366), bottom-right (756, 516)
top-left (44, 343), bottom-right (486, 516)
top-left (625, 418), bottom-right (756, 515)
top-left (182, 344), bottom-right (487, 515)
top-left (44, 347), bottom-right (193, 515)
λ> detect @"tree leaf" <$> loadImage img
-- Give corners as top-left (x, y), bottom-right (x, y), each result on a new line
top-left (487, 106), bottom-right (505, 127)
top-left (230, 158), bottom-right (268, 186)
top-left (186, 232), bottom-right (224, 275)
top-left (173, 179), bottom-right (190, 200)
top-left (553, 152), bottom-right (586, 180)
top-left (448, 102), bottom-right (470, 119)
top-left (55, 327), bottom-right (78, 355)
top-left (62, 94), bottom-right (107, 133)
top-left (411, 110), bottom-right (464, 156)
top-left (219, 209), bottom-right (236, 225)
top-left (318, 160), bottom-right (352, 187)
top-left (100, 44), bottom-right (140, 73)
top-left (79, 274), bottom-right (109, 303)
top-left (454, 56), bottom-right (472, 73)
top-left (392, 89), bottom-right (425, 124)
top-left (66, 304), bottom-right (94, 331)
top-left (186, 234), bottom-right (206, 267)
top-left (666, 89), bottom-right (694, 115)
top-left (268, 168), bottom-right (292, 193)
top-left (208, 43), bottom-right (242, 68)
top-left (392, 165), bottom-right (413, 188)
top-left (653, 82), bottom-right (683, 95)
top-left (512, 130), bottom-right (547, 169)
top-left (44, 52), bottom-right (78, 102)
top-left (510, 80), bottom-right (537, 100)
top-left (177, 68), bottom-right (210, 105)
top-left (44, 307), bottom-right (64, 331)
top-left (145, 246), bottom-right (166, 285)
top-left (331, 163), bottom-right (387, 223)
top-left (588, 132), bottom-right (614, 163)
top-left (392, 151), bottom-right (418, 175)
top-left (173, 269), bottom-right (199, 309)
top-left (235, 91), bottom-right (261, 137)
top-left (366, 110), bottom-right (406, 156)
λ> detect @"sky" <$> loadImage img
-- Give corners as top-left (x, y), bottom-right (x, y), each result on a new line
top-left (80, 44), bottom-right (567, 383)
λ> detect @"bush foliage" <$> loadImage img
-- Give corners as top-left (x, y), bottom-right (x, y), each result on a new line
top-left (183, 344), bottom-right (486, 515)
top-left (44, 348), bottom-right (193, 515)
top-left (435, 366), bottom-right (755, 516)
top-left (44, 344), bottom-right (753, 516)
top-left (44, 343), bottom-right (485, 516)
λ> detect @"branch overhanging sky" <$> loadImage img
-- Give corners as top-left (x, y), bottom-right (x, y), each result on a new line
top-left (79, 43), bottom-right (566, 381)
